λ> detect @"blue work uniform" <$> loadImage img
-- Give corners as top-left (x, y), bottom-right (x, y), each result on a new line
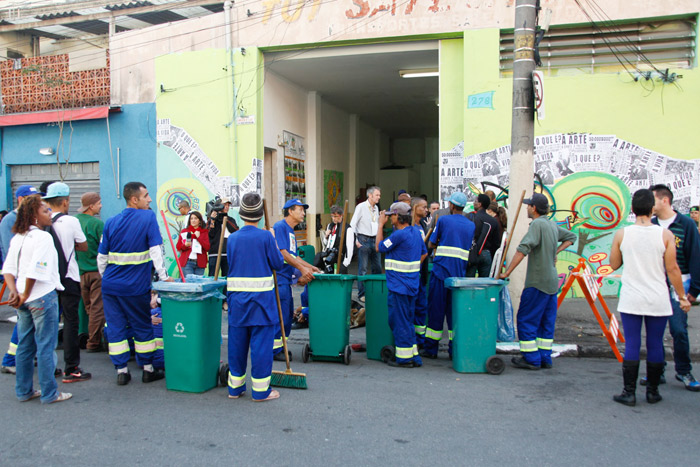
top-left (378, 226), bottom-right (427, 364)
top-left (151, 306), bottom-right (164, 370)
top-left (412, 224), bottom-right (429, 346)
top-left (272, 219), bottom-right (297, 355)
top-left (226, 225), bottom-right (284, 400)
top-left (425, 214), bottom-right (475, 357)
top-left (99, 209), bottom-right (162, 369)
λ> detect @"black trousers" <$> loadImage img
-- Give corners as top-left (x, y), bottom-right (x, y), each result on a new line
top-left (59, 278), bottom-right (82, 371)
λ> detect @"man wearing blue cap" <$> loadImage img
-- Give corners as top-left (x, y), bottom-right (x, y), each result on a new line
top-left (44, 182), bottom-right (91, 383)
top-left (500, 193), bottom-right (576, 370)
top-left (421, 192), bottom-right (475, 359)
top-left (0, 185), bottom-right (38, 374)
top-left (272, 199), bottom-right (320, 361)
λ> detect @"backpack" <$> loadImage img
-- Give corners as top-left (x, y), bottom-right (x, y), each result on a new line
top-left (46, 213), bottom-right (78, 292)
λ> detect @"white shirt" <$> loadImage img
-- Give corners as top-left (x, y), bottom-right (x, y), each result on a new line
top-left (3, 226), bottom-right (64, 302)
top-left (656, 213), bottom-right (676, 230)
top-left (350, 200), bottom-right (379, 237)
top-left (51, 213), bottom-right (87, 282)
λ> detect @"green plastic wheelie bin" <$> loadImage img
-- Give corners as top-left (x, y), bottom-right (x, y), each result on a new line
top-left (298, 245), bottom-right (315, 265)
top-left (304, 274), bottom-right (356, 364)
top-left (357, 275), bottom-right (394, 362)
top-left (152, 277), bottom-right (227, 392)
top-left (446, 277), bottom-right (507, 375)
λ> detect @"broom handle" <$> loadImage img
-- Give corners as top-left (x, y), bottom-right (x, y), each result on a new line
top-left (160, 210), bottom-right (186, 283)
top-left (213, 214), bottom-right (227, 280)
top-left (336, 200), bottom-right (349, 273)
top-left (500, 190), bottom-right (526, 273)
top-left (263, 200), bottom-right (292, 372)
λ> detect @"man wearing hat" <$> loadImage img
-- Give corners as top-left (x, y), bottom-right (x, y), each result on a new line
top-left (225, 193), bottom-right (285, 401)
top-left (272, 199), bottom-right (320, 361)
top-left (422, 192), bottom-right (475, 359)
top-left (0, 185), bottom-right (38, 374)
top-left (376, 202), bottom-right (427, 367)
top-left (44, 182), bottom-right (92, 383)
top-left (689, 206), bottom-right (699, 232)
top-left (500, 193), bottom-right (576, 370)
top-left (76, 192), bottom-right (105, 352)
top-left (208, 196), bottom-right (239, 279)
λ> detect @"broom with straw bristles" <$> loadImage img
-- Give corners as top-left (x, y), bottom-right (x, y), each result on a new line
top-left (264, 200), bottom-right (308, 389)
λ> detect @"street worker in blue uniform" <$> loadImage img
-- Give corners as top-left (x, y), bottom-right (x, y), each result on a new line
top-left (411, 197), bottom-right (430, 348)
top-left (272, 199), bottom-right (320, 361)
top-left (500, 193), bottom-right (576, 370)
top-left (377, 202), bottom-right (428, 367)
top-left (421, 192), bottom-right (475, 359)
top-left (226, 193), bottom-right (285, 402)
top-left (97, 182), bottom-right (173, 385)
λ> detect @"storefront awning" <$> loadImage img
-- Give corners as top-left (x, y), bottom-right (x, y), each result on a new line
top-left (0, 106), bottom-right (118, 127)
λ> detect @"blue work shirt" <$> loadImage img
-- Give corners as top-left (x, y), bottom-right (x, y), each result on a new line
top-left (273, 219), bottom-right (297, 285)
top-left (226, 225), bottom-right (284, 326)
top-left (429, 214), bottom-right (475, 281)
top-left (0, 210), bottom-right (17, 260)
top-left (99, 209), bottom-right (163, 296)
top-left (378, 226), bottom-right (426, 296)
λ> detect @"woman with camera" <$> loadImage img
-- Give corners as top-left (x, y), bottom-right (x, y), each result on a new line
top-left (176, 211), bottom-right (210, 277)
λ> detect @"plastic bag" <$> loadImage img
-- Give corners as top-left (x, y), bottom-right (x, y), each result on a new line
top-left (498, 286), bottom-right (516, 342)
top-left (152, 276), bottom-right (227, 302)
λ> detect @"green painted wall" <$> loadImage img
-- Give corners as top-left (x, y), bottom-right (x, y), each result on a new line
top-left (439, 38), bottom-right (464, 152)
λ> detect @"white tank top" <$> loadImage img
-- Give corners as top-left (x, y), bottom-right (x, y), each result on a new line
top-left (618, 225), bottom-right (672, 316)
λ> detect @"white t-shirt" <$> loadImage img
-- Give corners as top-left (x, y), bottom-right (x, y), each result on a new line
top-left (51, 213), bottom-right (87, 282)
top-left (656, 213), bottom-right (676, 230)
top-left (2, 226), bottom-right (64, 302)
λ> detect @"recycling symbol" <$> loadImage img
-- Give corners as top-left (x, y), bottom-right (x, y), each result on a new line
top-left (175, 322), bottom-right (185, 333)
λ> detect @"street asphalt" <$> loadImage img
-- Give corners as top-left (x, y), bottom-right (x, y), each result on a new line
top-left (1, 292), bottom-right (700, 465)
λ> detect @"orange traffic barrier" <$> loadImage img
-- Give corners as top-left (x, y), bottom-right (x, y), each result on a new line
top-left (558, 257), bottom-right (625, 362)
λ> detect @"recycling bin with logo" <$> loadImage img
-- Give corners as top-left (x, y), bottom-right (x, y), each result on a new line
top-left (357, 275), bottom-right (394, 362)
top-left (152, 276), bottom-right (227, 392)
top-left (446, 277), bottom-right (507, 375)
top-left (303, 274), bottom-right (356, 364)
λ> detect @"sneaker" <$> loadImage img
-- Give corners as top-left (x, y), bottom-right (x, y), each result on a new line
top-left (273, 351), bottom-right (292, 362)
top-left (19, 390), bottom-right (41, 402)
top-left (291, 321), bottom-right (308, 330)
top-left (387, 359), bottom-right (415, 368)
top-left (358, 296), bottom-right (365, 303)
top-left (48, 392), bottom-right (72, 403)
top-left (541, 362), bottom-right (553, 369)
top-left (117, 371), bottom-right (131, 386)
top-left (511, 356), bottom-right (540, 370)
top-left (142, 368), bottom-right (165, 383)
top-left (419, 349), bottom-right (437, 359)
top-left (676, 373), bottom-right (700, 392)
top-left (62, 367), bottom-right (92, 383)
top-left (1, 365), bottom-right (16, 374)
top-left (54, 368), bottom-right (63, 378)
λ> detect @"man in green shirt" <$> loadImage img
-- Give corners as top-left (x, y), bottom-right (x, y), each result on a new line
top-left (501, 193), bottom-right (576, 370)
top-left (76, 192), bottom-right (106, 352)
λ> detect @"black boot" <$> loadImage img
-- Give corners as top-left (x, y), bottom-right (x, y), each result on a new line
top-left (646, 361), bottom-right (664, 404)
top-left (613, 360), bottom-right (639, 406)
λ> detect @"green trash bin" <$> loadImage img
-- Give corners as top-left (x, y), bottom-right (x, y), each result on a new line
top-left (78, 300), bottom-right (89, 349)
top-left (358, 275), bottom-right (394, 362)
top-left (298, 245), bottom-right (315, 265)
top-left (304, 274), bottom-right (356, 364)
top-left (152, 277), bottom-right (227, 392)
top-left (446, 277), bottom-right (507, 375)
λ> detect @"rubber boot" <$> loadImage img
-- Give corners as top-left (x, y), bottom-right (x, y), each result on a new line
top-left (646, 361), bottom-right (664, 404)
top-left (613, 360), bottom-right (639, 406)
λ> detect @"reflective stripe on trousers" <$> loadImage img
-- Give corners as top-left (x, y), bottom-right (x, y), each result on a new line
top-left (155, 338), bottom-right (164, 350)
top-left (435, 246), bottom-right (470, 262)
top-left (7, 342), bottom-right (17, 356)
top-left (134, 339), bottom-right (156, 353)
top-left (107, 250), bottom-right (150, 265)
top-left (228, 372), bottom-right (246, 389)
top-left (109, 339), bottom-right (130, 356)
top-left (252, 376), bottom-right (271, 393)
top-left (227, 276), bottom-right (274, 292)
top-left (395, 346), bottom-right (414, 359)
top-left (273, 338), bottom-right (283, 350)
top-left (448, 330), bottom-right (454, 341)
top-left (414, 325), bottom-right (426, 336)
top-left (385, 259), bottom-right (421, 273)
top-left (537, 338), bottom-right (553, 350)
top-left (520, 340), bottom-right (538, 352)
top-left (425, 328), bottom-right (443, 341)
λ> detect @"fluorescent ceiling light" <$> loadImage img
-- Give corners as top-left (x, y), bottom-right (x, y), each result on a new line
top-left (399, 68), bottom-right (439, 78)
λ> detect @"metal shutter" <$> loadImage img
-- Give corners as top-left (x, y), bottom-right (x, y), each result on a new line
top-left (10, 162), bottom-right (100, 215)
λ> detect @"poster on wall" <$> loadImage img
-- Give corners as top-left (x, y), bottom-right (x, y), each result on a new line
top-left (283, 130), bottom-right (307, 243)
top-left (439, 142), bottom-right (465, 208)
top-left (324, 170), bottom-right (344, 213)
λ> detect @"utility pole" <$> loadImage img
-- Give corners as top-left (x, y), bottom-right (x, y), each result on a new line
top-left (507, 0), bottom-right (538, 309)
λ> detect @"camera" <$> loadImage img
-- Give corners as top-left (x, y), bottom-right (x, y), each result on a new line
top-left (321, 248), bottom-right (338, 274)
top-left (205, 196), bottom-right (226, 217)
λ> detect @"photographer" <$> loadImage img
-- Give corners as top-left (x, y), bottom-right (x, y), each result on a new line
top-left (314, 205), bottom-right (354, 274)
top-left (207, 197), bottom-right (238, 278)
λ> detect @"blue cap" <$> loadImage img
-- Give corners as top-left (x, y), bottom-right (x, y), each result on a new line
top-left (283, 199), bottom-right (309, 210)
top-left (15, 185), bottom-right (38, 199)
top-left (448, 192), bottom-right (467, 207)
top-left (43, 182), bottom-right (70, 199)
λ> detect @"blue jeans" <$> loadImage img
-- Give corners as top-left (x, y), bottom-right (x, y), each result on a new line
top-left (466, 250), bottom-right (493, 278)
top-left (182, 259), bottom-right (204, 277)
top-left (15, 290), bottom-right (59, 403)
top-left (668, 295), bottom-right (692, 375)
top-left (357, 234), bottom-right (382, 297)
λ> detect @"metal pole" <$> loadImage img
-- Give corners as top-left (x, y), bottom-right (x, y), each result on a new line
top-left (507, 0), bottom-right (538, 309)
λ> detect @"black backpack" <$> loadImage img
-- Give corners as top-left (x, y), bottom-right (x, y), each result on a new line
top-left (45, 213), bottom-right (76, 291)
